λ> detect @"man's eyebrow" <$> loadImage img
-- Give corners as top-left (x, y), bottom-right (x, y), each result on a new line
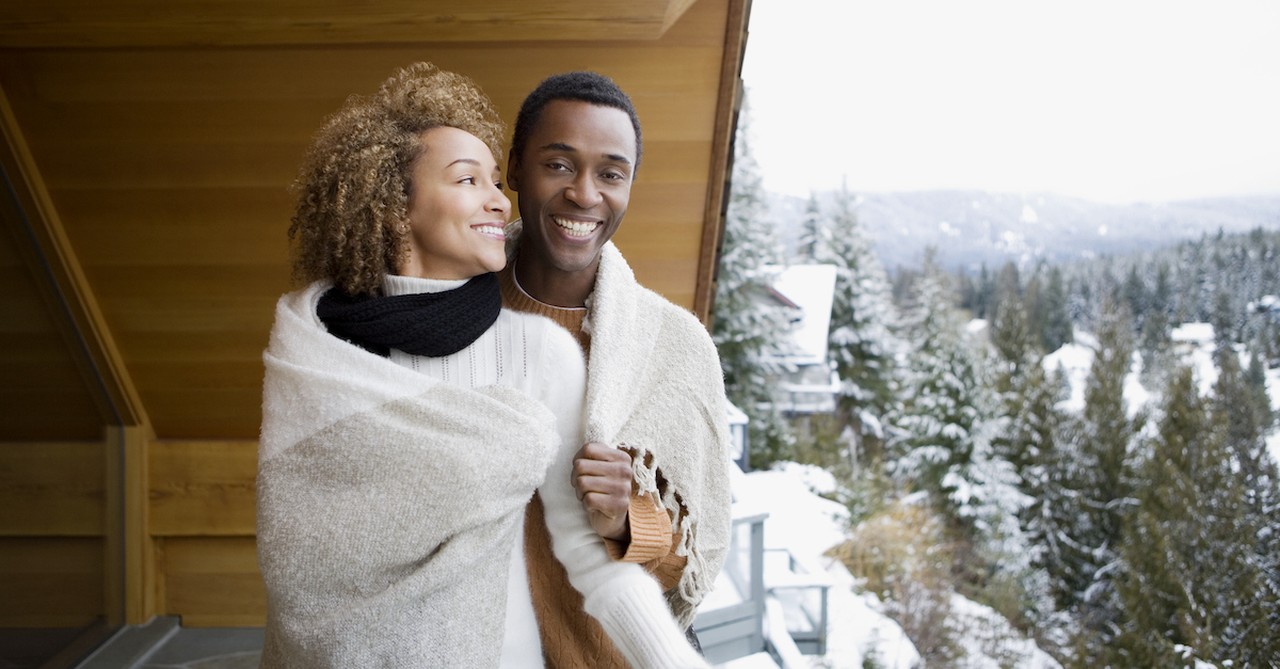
top-left (538, 142), bottom-right (632, 165)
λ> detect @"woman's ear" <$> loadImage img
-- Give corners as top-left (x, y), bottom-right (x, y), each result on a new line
top-left (505, 148), bottom-right (521, 191)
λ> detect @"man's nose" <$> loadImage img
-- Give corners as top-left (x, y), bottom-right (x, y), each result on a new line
top-left (565, 174), bottom-right (602, 208)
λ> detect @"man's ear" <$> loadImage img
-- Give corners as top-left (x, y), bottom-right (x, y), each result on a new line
top-left (506, 149), bottom-right (521, 191)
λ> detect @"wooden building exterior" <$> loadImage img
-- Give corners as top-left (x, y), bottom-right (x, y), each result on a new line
top-left (0, 0), bottom-right (749, 662)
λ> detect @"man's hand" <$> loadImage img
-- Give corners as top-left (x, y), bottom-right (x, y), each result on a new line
top-left (571, 442), bottom-right (633, 541)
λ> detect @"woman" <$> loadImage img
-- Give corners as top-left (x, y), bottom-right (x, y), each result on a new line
top-left (256, 63), bottom-right (705, 669)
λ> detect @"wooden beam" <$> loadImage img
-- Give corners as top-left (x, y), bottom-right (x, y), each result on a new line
top-left (0, 0), bottom-right (688, 48)
top-left (0, 83), bottom-right (150, 430)
top-left (104, 425), bottom-right (154, 624)
top-left (694, 0), bottom-right (751, 324)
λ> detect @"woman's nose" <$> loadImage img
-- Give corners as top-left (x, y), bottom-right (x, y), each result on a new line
top-left (488, 186), bottom-right (510, 214)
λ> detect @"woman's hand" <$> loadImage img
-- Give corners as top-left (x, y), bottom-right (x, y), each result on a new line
top-left (571, 442), bottom-right (633, 541)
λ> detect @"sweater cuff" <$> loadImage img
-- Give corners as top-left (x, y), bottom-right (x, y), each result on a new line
top-left (583, 575), bottom-right (709, 669)
top-left (603, 492), bottom-right (674, 563)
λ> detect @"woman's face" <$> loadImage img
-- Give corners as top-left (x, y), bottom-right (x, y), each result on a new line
top-left (398, 126), bottom-right (510, 280)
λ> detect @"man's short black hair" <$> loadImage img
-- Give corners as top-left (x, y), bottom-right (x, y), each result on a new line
top-left (511, 71), bottom-right (643, 171)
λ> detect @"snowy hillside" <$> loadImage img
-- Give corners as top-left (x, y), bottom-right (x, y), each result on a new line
top-left (721, 464), bottom-right (1061, 669)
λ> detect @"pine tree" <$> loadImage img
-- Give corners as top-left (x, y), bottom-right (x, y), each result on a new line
top-left (1037, 267), bottom-right (1073, 352)
top-left (990, 262), bottom-right (1033, 384)
top-left (816, 184), bottom-right (898, 465)
top-left (711, 92), bottom-right (794, 466)
top-left (1210, 288), bottom-right (1236, 352)
top-left (1211, 347), bottom-right (1280, 658)
top-left (1121, 266), bottom-right (1147, 332)
top-left (1141, 262), bottom-right (1173, 353)
top-left (998, 355), bottom-right (1066, 638)
top-left (889, 255), bottom-right (1022, 546)
top-left (1115, 365), bottom-right (1279, 666)
top-left (1056, 299), bottom-right (1143, 660)
top-left (796, 194), bottom-right (822, 262)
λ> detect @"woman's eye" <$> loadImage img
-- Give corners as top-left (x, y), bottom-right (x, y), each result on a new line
top-left (459, 176), bottom-right (476, 185)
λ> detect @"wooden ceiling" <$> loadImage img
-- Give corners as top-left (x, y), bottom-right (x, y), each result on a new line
top-left (0, 0), bottom-right (747, 441)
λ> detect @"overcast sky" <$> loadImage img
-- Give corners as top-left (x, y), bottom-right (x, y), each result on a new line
top-left (741, 0), bottom-right (1280, 204)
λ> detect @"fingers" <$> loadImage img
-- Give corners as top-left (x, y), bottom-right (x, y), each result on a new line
top-left (573, 440), bottom-right (632, 491)
top-left (572, 443), bottom-right (633, 540)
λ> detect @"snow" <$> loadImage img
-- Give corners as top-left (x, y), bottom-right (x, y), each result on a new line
top-left (949, 595), bottom-right (1061, 669)
top-left (720, 463), bottom-right (1060, 669)
top-left (767, 264), bottom-right (839, 366)
top-left (1171, 322), bottom-right (1214, 344)
top-left (1043, 340), bottom-right (1091, 413)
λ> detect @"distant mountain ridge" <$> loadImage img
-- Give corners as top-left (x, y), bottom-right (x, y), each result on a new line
top-left (767, 190), bottom-right (1280, 272)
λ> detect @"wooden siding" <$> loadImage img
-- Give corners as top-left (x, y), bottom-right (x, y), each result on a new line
top-left (0, 0), bottom-right (741, 441)
top-left (0, 442), bottom-right (106, 627)
top-left (0, 0), bottom-right (747, 626)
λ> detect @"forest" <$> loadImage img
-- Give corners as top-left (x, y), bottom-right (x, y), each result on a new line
top-left (713, 114), bottom-right (1280, 667)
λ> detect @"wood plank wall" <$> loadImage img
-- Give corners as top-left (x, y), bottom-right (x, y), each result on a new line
top-left (150, 441), bottom-right (262, 626)
top-left (0, 0), bottom-right (746, 626)
top-left (2, 440), bottom-right (264, 627)
top-left (0, 441), bottom-right (105, 627)
top-left (0, 0), bottom-right (735, 441)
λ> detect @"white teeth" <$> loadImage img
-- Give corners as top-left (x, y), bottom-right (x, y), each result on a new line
top-left (473, 225), bottom-right (505, 239)
top-left (554, 217), bottom-right (598, 238)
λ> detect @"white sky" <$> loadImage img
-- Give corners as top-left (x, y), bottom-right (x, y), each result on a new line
top-left (742, 0), bottom-right (1280, 203)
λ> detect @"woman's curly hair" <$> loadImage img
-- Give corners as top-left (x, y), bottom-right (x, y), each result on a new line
top-left (288, 62), bottom-right (505, 296)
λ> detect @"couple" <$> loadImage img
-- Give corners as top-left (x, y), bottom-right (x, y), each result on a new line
top-left (256, 63), bottom-right (732, 668)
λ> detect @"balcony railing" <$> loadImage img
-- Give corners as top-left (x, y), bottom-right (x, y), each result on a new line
top-left (693, 506), bottom-right (767, 664)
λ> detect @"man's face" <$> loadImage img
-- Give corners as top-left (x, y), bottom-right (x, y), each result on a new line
top-left (507, 100), bottom-right (636, 276)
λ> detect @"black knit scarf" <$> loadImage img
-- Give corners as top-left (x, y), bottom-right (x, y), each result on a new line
top-left (316, 272), bottom-right (501, 358)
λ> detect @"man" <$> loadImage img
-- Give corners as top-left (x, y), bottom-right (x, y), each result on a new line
top-left (500, 71), bottom-right (733, 667)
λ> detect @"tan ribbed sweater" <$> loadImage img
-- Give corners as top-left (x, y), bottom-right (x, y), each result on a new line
top-left (499, 266), bottom-right (688, 669)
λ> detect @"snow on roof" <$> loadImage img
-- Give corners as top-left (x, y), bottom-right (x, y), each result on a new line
top-left (765, 264), bottom-right (838, 365)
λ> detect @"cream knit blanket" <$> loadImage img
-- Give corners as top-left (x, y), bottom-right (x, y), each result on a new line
top-left (585, 243), bottom-right (734, 627)
top-left (256, 283), bottom-right (558, 668)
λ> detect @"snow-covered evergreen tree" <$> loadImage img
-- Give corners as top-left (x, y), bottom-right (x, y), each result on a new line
top-left (1036, 266), bottom-right (1073, 352)
top-left (711, 92), bottom-right (794, 466)
top-left (1116, 365), bottom-right (1280, 666)
top-left (990, 262), bottom-right (1034, 375)
top-left (1054, 299), bottom-right (1143, 661)
top-left (816, 185), bottom-right (899, 464)
top-left (889, 255), bottom-right (1025, 553)
top-left (1211, 346), bottom-right (1280, 656)
top-left (795, 194), bottom-right (822, 262)
top-left (1014, 360), bottom-right (1077, 650)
